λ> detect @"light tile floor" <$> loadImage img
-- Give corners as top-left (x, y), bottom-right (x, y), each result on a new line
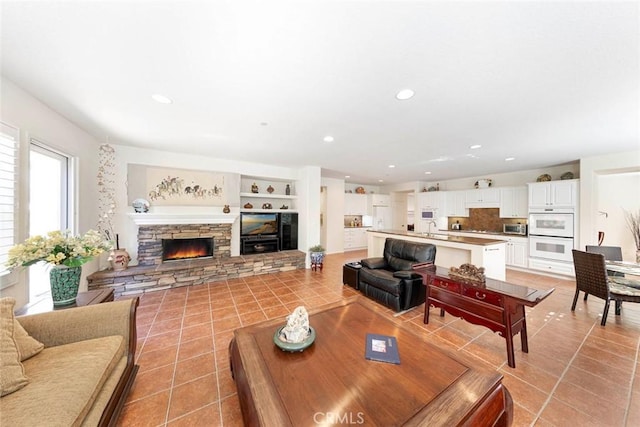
top-left (116, 250), bottom-right (640, 426)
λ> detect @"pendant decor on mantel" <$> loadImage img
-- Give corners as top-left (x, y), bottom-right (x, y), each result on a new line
top-left (49, 265), bottom-right (82, 306)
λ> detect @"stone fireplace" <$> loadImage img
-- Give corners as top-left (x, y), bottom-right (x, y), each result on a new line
top-left (137, 223), bottom-right (231, 266)
top-left (86, 208), bottom-right (305, 297)
top-left (162, 237), bottom-right (213, 262)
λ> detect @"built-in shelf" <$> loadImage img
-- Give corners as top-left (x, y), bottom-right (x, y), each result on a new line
top-left (240, 176), bottom-right (298, 213)
top-left (240, 192), bottom-right (297, 200)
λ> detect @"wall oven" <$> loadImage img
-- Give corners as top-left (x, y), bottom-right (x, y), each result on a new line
top-left (528, 212), bottom-right (574, 238)
top-left (529, 235), bottom-right (574, 262)
top-left (528, 210), bottom-right (575, 263)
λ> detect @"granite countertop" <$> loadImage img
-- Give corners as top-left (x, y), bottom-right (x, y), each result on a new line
top-left (369, 229), bottom-right (507, 246)
top-left (444, 230), bottom-right (529, 238)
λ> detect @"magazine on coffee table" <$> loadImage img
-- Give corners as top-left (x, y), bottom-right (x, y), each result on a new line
top-left (365, 333), bottom-right (400, 364)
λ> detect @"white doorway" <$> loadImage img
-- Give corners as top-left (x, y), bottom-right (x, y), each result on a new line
top-left (28, 142), bottom-right (71, 301)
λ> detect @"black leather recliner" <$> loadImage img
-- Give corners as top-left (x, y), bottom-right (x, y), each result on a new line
top-left (359, 238), bottom-right (436, 312)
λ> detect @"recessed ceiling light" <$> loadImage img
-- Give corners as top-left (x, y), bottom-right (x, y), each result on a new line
top-left (151, 94), bottom-right (173, 104)
top-left (395, 89), bottom-right (415, 100)
top-left (505, 157), bottom-right (516, 161)
top-left (378, 179), bottom-right (384, 183)
top-left (345, 175), bottom-right (350, 179)
top-left (424, 171), bottom-right (432, 175)
top-left (428, 156), bottom-right (451, 163)
top-left (470, 144), bottom-right (482, 149)
top-left (323, 136), bottom-right (334, 143)
top-left (388, 165), bottom-right (395, 168)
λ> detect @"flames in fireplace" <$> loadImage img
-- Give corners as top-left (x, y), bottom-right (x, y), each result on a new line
top-left (162, 238), bottom-right (214, 262)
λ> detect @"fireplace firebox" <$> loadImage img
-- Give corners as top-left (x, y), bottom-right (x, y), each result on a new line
top-left (162, 238), bottom-right (214, 262)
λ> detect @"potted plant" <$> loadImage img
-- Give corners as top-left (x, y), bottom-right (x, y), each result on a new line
top-left (5, 229), bottom-right (111, 306)
top-left (309, 244), bottom-right (326, 269)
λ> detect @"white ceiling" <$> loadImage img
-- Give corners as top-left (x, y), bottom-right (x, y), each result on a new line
top-left (1, 1), bottom-right (638, 185)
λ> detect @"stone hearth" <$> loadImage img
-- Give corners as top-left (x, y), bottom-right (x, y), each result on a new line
top-left (87, 213), bottom-right (306, 297)
top-left (87, 250), bottom-right (306, 297)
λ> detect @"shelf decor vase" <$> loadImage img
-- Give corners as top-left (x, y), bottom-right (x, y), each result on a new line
top-left (49, 265), bottom-right (82, 306)
top-left (109, 249), bottom-right (131, 272)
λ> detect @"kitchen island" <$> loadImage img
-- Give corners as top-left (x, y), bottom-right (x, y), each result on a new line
top-left (367, 230), bottom-right (507, 280)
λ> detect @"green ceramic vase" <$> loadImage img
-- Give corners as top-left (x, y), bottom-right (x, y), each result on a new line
top-left (49, 265), bottom-right (82, 306)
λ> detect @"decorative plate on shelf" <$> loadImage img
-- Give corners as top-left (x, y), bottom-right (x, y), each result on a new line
top-left (273, 326), bottom-right (316, 352)
top-left (561, 172), bottom-right (574, 180)
top-left (132, 198), bottom-right (149, 213)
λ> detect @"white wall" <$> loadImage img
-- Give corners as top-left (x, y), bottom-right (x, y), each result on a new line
top-left (321, 177), bottom-right (346, 254)
top-left (421, 163), bottom-right (580, 192)
top-left (580, 150), bottom-right (640, 262)
top-left (111, 144), bottom-right (320, 264)
top-left (0, 77), bottom-right (102, 307)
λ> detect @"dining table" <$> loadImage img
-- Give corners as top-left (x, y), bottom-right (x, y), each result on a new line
top-left (606, 261), bottom-right (640, 291)
top-left (606, 260), bottom-right (640, 277)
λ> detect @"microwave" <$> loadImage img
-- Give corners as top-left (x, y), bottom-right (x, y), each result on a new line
top-left (503, 223), bottom-right (527, 235)
top-left (421, 209), bottom-right (436, 220)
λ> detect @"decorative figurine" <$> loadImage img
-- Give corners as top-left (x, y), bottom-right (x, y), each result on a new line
top-left (223, 205), bottom-right (230, 213)
top-left (285, 184), bottom-right (291, 195)
top-left (279, 306), bottom-right (310, 343)
top-left (267, 185), bottom-right (274, 194)
top-left (251, 182), bottom-right (259, 193)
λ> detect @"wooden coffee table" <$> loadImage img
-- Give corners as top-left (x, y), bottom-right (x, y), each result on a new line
top-left (15, 289), bottom-right (115, 316)
top-left (229, 297), bottom-right (513, 426)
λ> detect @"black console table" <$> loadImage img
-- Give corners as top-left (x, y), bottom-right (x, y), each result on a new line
top-left (241, 236), bottom-right (280, 255)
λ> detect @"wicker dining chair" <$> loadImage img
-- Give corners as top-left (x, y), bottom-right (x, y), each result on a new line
top-left (571, 250), bottom-right (640, 326)
top-left (585, 245), bottom-right (624, 277)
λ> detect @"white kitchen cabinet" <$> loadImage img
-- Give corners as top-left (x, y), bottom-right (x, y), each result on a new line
top-left (417, 191), bottom-right (446, 211)
top-left (344, 193), bottom-right (368, 215)
top-left (344, 228), bottom-right (368, 250)
top-left (368, 194), bottom-right (390, 207)
top-left (504, 236), bottom-right (528, 268)
top-left (528, 180), bottom-right (578, 209)
top-left (499, 187), bottom-right (528, 218)
top-left (445, 191), bottom-right (468, 217)
top-left (465, 188), bottom-right (500, 208)
top-left (528, 258), bottom-right (575, 276)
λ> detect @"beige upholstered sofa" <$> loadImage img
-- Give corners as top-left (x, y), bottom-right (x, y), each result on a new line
top-left (1, 297), bottom-right (139, 426)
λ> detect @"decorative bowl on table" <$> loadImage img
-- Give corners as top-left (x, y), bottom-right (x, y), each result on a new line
top-left (273, 326), bottom-right (316, 352)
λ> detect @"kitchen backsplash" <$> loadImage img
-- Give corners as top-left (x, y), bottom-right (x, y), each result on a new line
top-left (447, 208), bottom-right (527, 232)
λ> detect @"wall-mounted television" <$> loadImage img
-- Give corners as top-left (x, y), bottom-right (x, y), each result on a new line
top-left (240, 212), bottom-right (279, 236)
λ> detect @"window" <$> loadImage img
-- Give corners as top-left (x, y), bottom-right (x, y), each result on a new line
top-left (0, 122), bottom-right (19, 288)
top-left (29, 140), bottom-right (71, 299)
